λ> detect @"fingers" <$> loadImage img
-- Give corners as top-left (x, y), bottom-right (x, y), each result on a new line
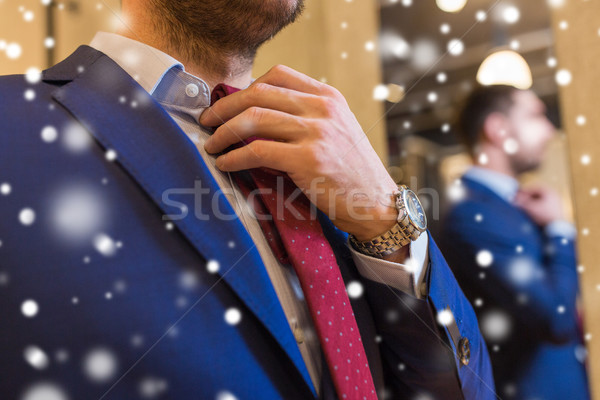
top-left (205, 108), bottom-right (309, 154)
top-left (253, 64), bottom-right (336, 97)
top-left (200, 82), bottom-right (320, 127)
top-left (215, 140), bottom-right (300, 172)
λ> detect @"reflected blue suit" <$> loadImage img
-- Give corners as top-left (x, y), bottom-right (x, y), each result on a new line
top-left (440, 176), bottom-right (589, 400)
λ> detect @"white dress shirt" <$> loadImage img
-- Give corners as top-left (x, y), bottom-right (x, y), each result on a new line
top-left (89, 31), bottom-right (429, 391)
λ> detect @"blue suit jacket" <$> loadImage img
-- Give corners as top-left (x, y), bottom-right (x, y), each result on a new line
top-left (0, 46), bottom-right (494, 399)
top-left (440, 177), bottom-right (589, 400)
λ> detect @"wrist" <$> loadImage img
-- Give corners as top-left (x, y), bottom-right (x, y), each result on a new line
top-left (346, 194), bottom-right (398, 241)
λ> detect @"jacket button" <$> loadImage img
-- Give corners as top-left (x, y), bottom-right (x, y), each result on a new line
top-left (458, 337), bottom-right (470, 366)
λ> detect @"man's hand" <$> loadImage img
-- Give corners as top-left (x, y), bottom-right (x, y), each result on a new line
top-left (200, 65), bottom-right (398, 242)
top-left (514, 185), bottom-right (564, 227)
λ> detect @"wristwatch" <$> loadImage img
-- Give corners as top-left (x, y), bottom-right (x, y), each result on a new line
top-left (349, 185), bottom-right (427, 258)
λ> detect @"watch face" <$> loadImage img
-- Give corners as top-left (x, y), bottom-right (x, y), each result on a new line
top-left (403, 188), bottom-right (427, 231)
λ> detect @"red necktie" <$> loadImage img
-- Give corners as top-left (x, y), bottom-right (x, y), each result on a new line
top-left (210, 84), bottom-right (377, 400)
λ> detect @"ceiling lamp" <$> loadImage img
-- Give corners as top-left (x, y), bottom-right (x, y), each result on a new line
top-left (476, 50), bottom-right (533, 89)
top-left (436, 0), bottom-right (468, 13)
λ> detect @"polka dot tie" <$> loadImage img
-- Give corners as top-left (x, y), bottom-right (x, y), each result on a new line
top-left (211, 84), bottom-right (377, 400)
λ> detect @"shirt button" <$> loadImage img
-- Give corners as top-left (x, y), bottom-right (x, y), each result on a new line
top-left (293, 326), bottom-right (305, 344)
top-left (185, 83), bottom-right (200, 98)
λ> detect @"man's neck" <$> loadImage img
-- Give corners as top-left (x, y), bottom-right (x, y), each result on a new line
top-left (475, 144), bottom-right (518, 179)
top-left (116, 25), bottom-right (254, 90)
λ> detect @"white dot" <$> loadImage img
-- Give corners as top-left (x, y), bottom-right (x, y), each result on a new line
top-left (93, 233), bottom-right (117, 257)
top-left (547, 0), bottom-right (565, 7)
top-left (227, 241), bottom-right (235, 248)
top-left (576, 115), bottom-right (587, 126)
top-left (105, 292), bottom-right (113, 300)
top-left (516, 245), bottom-right (524, 253)
top-left (341, 52), bottom-right (348, 59)
top-left (105, 149), bottom-right (117, 161)
top-left (24, 345), bottom-right (49, 369)
top-left (72, 297), bottom-right (79, 304)
top-left (19, 208), bottom-right (36, 226)
top-left (25, 67), bottom-right (42, 84)
top-left (481, 310), bottom-right (512, 341)
top-left (559, 20), bottom-right (568, 30)
top-left (578, 265), bottom-right (585, 273)
top-left (503, 138), bottom-right (519, 154)
top-left (581, 154), bottom-right (591, 165)
top-left (437, 309), bottom-right (454, 326)
top-left (440, 23), bottom-right (451, 35)
top-left (478, 152), bottom-right (488, 164)
top-left (403, 120), bottom-right (412, 129)
top-left (556, 69), bottom-right (572, 86)
top-left (547, 57), bottom-right (557, 68)
top-left (447, 39), bottom-right (464, 56)
top-left (582, 228), bottom-right (590, 236)
top-left (6, 42), bottom-right (22, 59)
top-left (364, 41), bottom-right (375, 52)
top-left (346, 281), bottom-right (364, 299)
top-left (216, 391), bottom-right (238, 400)
top-left (62, 122), bottom-right (92, 153)
top-left (427, 91), bottom-right (438, 103)
top-left (373, 84), bottom-right (390, 101)
top-left (1, 183), bottom-right (11, 195)
top-left (590, 187), bottom-right (598, 196)
top-left (476, 249), bottom-right (494, 267)
top-left (23, 10), bottom-right (35, 21)
top-left (475, 213), bottom-right (483, 222)
top-left (502, 6), bottom-right (520, 24)
top-left (139, 376), bottom-right (168, 398)
top-left (442, 123), bottom-right (451, 133)
top-left (224, 308), bottom-right (242, 325)
top-left (165, 222), bottom-right (174, 230)
top-left (83, 348), bottom-right (119, 383)
top-left (474, 298), bottom-right (484, 307)
top-left (340, 21), bottom-right (348, 29)
top-left (24, 89), bottom-right (36, 101)
top-left (21, 382), bottom-right (68, 400)
top-left (510, 40), bottom-right (520, 50)
top-left (475, 10), bottom-right (487, 22)
top-left (401, 0), bottom-right (412, 6)
top-left (41, 126), bottom-right (58, 142)
top-left (22, 299), bottom-right (39, 317)
top-left (557, 305), bottom-right (566, 314)
top-left (207, 259), bottom-right (220, 274)
top-left (44, 37), bottom-right (55, 49)
top-left (436, 72), bottom-right (447, 83)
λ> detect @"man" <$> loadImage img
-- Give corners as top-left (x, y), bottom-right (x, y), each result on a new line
top-left (440, 85), bottom-right (589, 400)
top-left (0, 1), bottom-right (493, 399)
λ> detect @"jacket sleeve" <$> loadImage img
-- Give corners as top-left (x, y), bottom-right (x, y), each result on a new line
top-left (359, 234), bottom-right (496, 400)
top-left (443, 203), bottom-right (579, 344)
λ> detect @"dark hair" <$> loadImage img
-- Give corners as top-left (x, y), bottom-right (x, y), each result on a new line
top-left (457, 85), bottom-right (520, 155)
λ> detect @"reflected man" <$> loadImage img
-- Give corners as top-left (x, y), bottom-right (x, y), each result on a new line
top-left (440, 85), bottom-right (589, 400)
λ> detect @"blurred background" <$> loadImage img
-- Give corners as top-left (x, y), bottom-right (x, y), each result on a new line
top-left (1, 0), bottom-right (599, 397)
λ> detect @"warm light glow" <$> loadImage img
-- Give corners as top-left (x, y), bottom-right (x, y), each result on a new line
top-left (476, 50), bottom-right (532, 89)
top-left (436, 0), bottom-right (468, 13)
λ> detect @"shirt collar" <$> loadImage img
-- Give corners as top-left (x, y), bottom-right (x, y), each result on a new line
top-left (89, 32), bottom-right (211, 120)
top-left (463, 166), bottom-right (520, 203)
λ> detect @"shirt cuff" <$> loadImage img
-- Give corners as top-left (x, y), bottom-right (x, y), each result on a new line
top-left (545, 220), bottom-right (577, 240)
top-left (348, 234), bottom-right (429, 299)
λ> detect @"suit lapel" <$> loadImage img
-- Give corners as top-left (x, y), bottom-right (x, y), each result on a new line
top-left (45, 46), bottom-right (315, 395)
